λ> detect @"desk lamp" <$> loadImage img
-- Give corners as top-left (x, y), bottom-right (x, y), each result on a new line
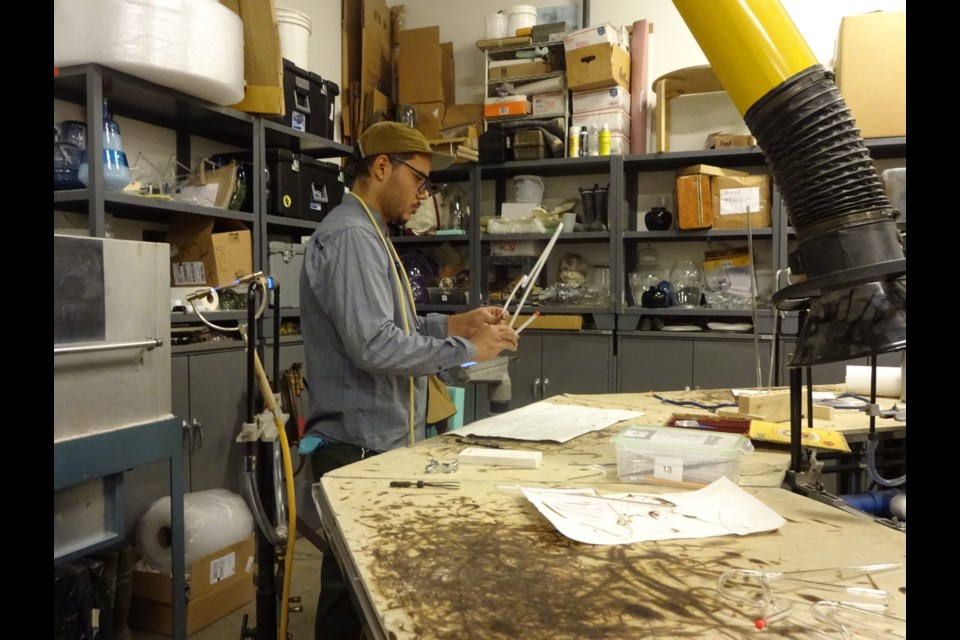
top-left (672, 0), bottom-right (906, 499)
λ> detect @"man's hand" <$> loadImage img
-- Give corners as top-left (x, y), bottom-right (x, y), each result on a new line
top-left (470, 323), bottom-right (519, 362)
top-left (448, 306), bottom-right (511, 339)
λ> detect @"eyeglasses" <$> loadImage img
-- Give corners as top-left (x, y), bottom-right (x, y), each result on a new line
top-left (389, 156), bottom-right (441, 196)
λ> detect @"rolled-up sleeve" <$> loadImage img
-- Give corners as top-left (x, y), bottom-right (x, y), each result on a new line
top-left (308, 228), bottom-right (475, 377)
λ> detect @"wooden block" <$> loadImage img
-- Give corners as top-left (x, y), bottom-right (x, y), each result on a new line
top-left (737, 391), bottom-right (791, 422)
top-left (458, 447), bottom-right (542, 469)
top-left (716, 408), bottom-right (764, 421)
top-left (809, 404), bottom-right (835, 420)
top-left (736, 391), bottom-right (836, 422)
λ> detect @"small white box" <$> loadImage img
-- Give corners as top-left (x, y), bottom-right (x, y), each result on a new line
top-left (563, 23), bottom-right (630, 52)
top-left (572, 86), bottom-right (631, 114)
top-left (532, 92), bottom-right (566, 117)
top-left (613, 426), bottom-right (753, 486)
top-left (500, 202), bottom-right (538, 220)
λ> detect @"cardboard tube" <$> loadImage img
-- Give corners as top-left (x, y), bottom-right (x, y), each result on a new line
top-left (845, 365), bottom-right (901, 398)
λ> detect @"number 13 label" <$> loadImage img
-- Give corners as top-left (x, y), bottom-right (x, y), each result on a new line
top-left (653, 456), bottom-right (684, 482)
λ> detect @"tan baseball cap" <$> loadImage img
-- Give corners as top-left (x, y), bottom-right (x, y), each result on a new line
top-left (357, 121), bottom-right (455, 171)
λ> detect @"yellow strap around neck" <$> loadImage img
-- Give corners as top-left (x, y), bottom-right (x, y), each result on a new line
top-left (351, 192), bottom-right (417, 446)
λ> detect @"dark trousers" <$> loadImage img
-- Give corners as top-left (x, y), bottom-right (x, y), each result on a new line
top-left (312, 443), bottom-right (378, 640)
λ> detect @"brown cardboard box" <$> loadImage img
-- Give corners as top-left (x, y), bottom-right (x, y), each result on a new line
top-left (513, 314), bottom-right (584, 330)
top-left (167, 213), bottom-right (253, 288)
top-left (412, 101), bottom-right (446, 138)
top-left (707, 133), bottom-right (757, 149)
top-left (564, 43), bottom-right (631, 92)
top-left (220, 0), bottom-right (284, 116)
top-left (442, 103), bottom-right (485, 131)
top-left (488, 59), bottom-right (551, 81)
top-left (711, 175), bottom-right (772, 229)
top-left (129, 536), bottom-right (254, 636)
top-left (398, 27), bottom-right (455, 104)
top-left (676, 165), bottom-right (748, 179)
top-left (675, 174), bottom-right (713, 230)
top-left (835, 11), bottom-right (906, 138)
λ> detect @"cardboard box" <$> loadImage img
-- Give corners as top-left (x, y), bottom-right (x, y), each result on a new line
top-left (571, 86), bottom-right (631, 114)
top-left (129, 536), bottom-right (254, 636)
top-left (167, 213), bottom-right (253, 288)
top-left (412, 101), bottom-right (446, 138)
top-left (221, 0), bottom-right (284, 116)
top-left (443, 103), bottom-right (485, 131)
top-left (565, 43), bottom-right (631, 92)
top-left (398, 27), bottom-right (455, 104)
top-left (675, 174), bottom-right (713, 230)
top-left (484, 97), bottom-right (530, 118)
top-left (835, 11), bottom-right (906, 138)
top-left (512, 314), bottom-right (584, 331)
top-left (489, 239), bottom-right (543, 256)
top-left (571, 107), bottom-right (631, 134)
top-left (488, 59), bottom-right (551, 81)
top-left (563, 24), bottom-right (630, 52)
top-left (711, 175), bottom-right (772, 229)
top-left (676, 165), bottom-right (748, 179)
top-left (532, 92), bottom-right (566, 117)
top-left (707, 133), bottom-right (757, 149)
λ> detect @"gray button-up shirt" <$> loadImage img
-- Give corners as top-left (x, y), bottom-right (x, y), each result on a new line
top-left (300, 194), bottom-right (476, 452)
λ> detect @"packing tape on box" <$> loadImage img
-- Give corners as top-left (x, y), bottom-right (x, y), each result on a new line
top-left (845, 365), bottom-right (902, 398)
top-left (135, 489), bottom-right (253, 573)
top-left (53, 0), bottom-right (244, 105)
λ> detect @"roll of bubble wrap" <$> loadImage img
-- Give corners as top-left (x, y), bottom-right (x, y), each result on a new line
top-left (54, 0), bottom-right (245, 106)
top-left (136, 489), bottom-right (254, 573)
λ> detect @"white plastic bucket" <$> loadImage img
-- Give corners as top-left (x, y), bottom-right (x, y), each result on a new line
top-left (506, 5), bottom-right (537, 36)
top-left (515, 175), bottom-right (544, 204)
top-left (485, 12), bottom-right (508, 39)
top-left (276, 7), bottom-right (311, 69)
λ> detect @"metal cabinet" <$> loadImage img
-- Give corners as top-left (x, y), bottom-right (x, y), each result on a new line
top-left (473, 332), bottom-right (614, 420)
top-left (123, 346), bottom-right (249, 537)
top-left (619, 334), bottom-right (774, 393)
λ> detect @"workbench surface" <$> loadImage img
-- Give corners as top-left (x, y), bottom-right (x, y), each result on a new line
top-left (314, 389), bottom-right (906, 639)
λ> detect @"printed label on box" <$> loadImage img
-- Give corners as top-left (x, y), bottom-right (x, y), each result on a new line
top-left (719, 187), bottom-right (762, 215)
top-left (172, 261), bottom-right (207, 286)
top-left (653, 456), bottom-right (684, 482)
top-left (210, 550), bottom-right (237, 584)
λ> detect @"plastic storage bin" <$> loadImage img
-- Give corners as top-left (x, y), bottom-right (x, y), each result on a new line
top-left (268, 241), bottom-right (306, 308)
top-left (299, 156), bottom-right (344, 222)
top-left (613, 425), bottom-right (754, 486)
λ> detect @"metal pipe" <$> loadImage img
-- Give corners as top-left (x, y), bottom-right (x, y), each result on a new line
top-left (673, 0), bottom-right (905, 367)
top-left (54, 337), bottom-right (162, 355)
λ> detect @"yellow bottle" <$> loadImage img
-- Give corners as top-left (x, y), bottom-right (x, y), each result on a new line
top-left (599, 123), bottom-right (611, 156)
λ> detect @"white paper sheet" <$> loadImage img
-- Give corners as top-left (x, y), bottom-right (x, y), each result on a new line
top-left (520, 476), bottom-right (785, 545)
top-left (455, 401), bottom-right (643, 443)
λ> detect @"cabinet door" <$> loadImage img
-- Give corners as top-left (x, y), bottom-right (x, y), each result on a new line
top-left (472, 335), bottom-right (543, 420)
top-left (619, 338), bottom-right (693, 392)
top-left (693, 339), bottom-right (774, 390)
top-left (540, 334), bottom-right (612, 399)
top-left (187, 349), bottom-right (249, 495)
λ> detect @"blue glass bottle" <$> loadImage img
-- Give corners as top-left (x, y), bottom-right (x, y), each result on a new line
top-left (78, 99), bottom-right (131, 191)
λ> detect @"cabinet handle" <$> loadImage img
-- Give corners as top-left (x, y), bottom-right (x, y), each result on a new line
top-left (532, 378), bottom-right (541, 400)
top-left (191, 419), bottom-right (203, 449)
top-left (54, 337), bottom-right (163, 355)
top-left (543, 378), bottom-right (550, 398)
top-left (181, 419), bottom-right (193, 450)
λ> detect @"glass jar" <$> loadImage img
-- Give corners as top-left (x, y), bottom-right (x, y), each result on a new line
top-left (630, 244), bottom-right (665, 307)
top-left (670, 259), bottom-right (703, 308)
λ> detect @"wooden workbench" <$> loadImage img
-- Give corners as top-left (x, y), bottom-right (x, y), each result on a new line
top-left (314, 390), bottom-right (907, 639)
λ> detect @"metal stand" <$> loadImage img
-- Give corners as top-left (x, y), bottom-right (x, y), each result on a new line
top-left (54, 416), bottom-right (186, 640)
